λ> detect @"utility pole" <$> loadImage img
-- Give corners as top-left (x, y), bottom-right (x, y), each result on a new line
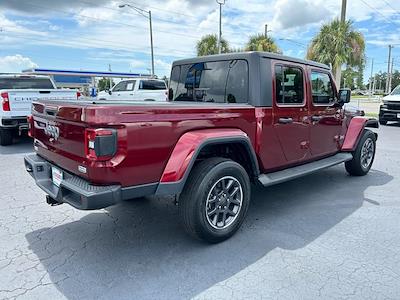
top-left (388, 57), bottom-right (394, 93)
top-left (369, 58), bottom-right (374, 94)
top-left (265, 24), bottom-right (268, 38)
top-left (216, 0), bottom-right (226, 54)
top-left (385, 45), bottom-right (393, 94)
top-left (108, 64), bottom-right (112, 89)
top-left (341, 0), bottom-right (347, 23)
top-left (148, 10), bottom-right (155, 77)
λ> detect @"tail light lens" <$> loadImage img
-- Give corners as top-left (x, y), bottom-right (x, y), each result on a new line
top-left (27, 115), bottom-right (33, 137)
top-left (85, 128), bottom-right (117, 161)
top-left (1, 92), bottom-right (10, 111)
top-left (77, 91), bottom-right (82, 99)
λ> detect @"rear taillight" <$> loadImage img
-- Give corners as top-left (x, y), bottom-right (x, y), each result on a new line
top-left (1, 92), bottom-right (10, 111)
top-left (77, 91), bottom-right (82, 99)
top-left (27, 115), bottom-right (33, 137)
top-left (85, 128), bottom-right (117, 161)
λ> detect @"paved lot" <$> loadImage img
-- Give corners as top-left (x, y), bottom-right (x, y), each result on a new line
top-left (0, 125), bottom-right (399, 300)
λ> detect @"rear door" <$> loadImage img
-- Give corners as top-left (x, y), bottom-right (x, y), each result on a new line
top-left (308, 69), bottom-right (342, 158)
top-left (272, 62), bottom-right (311, 165)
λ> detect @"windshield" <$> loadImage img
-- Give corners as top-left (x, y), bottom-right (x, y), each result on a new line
top-left (391, 85), bottom-right (400, 95)
top-left (0, 77), bottom-right (55, 89)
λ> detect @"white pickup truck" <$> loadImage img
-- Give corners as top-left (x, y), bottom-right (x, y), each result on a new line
top-left (0, 74), bottom-right (81, 146)
top-left (379, 85), bottom-right (400, 125)
top-left (97, 78), bottom-right (167, 101)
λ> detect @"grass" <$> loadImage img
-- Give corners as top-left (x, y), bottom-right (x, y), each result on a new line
top-left (364, 112), bottom-right (378, 118)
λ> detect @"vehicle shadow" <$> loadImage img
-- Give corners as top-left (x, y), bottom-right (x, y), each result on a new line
top-left (25, 166), bottom-right (392, 300)
top-left (0, 135), bottom-right (33, 155)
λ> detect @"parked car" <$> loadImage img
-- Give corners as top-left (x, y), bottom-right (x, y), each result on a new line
top-left (379, 85), bottom-right (400, 125)
top-left (0, 74), bottom-right (81, 146)
top-left (25, 52), bottom-right (378, 243)
top-left (97, 78), bottom-right (167, 101)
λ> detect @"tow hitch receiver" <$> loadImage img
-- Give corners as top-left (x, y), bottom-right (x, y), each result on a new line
top-left (46, 195), bottom-right (62, 206)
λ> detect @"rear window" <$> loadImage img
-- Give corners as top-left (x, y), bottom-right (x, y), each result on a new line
top-left (169, 60), bottom-right (248, 103)
top-left (0, 77), bottom-right (54, 89)
top-left (139, 80), bottom-right (167, 90)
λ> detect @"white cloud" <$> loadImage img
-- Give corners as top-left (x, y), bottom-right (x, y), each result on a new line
top-left (0, 55), bottom-right (38, 73)
top-left (270, 0), bottom-right (332, 31)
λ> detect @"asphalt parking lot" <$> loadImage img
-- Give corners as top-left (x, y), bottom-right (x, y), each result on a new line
top-left (0, 125), bottom-right (399, 300)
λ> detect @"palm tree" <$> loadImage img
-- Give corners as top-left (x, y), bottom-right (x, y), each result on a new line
top-left (307, 19), bottom-right (365, 88)
top-left (245, 34), bottom-right (279, 53)
top-left (196, 34), bottom-right (229, 56)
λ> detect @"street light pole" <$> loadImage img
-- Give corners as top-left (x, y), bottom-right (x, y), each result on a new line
top-left (119, 4), bottom-right (155, 77)
top-left (216, 0), bottom-right (226, 54)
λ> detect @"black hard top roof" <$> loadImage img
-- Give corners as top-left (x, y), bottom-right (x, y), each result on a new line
top-left (172, 51), bottom-right (330, 70)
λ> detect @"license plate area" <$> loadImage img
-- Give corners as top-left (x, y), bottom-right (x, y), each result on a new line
top-left (51, 166), bottom-right (63, 187)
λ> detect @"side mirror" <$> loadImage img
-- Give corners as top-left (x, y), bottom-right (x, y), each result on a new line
top-left (168, 88), bottom-right (173, 101)
top-left (108, 89), bottom-right (112, 95)
top-left (338, 88), bottom-right (351, 105)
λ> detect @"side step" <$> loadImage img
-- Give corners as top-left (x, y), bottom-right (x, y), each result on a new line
top-left (258, 152), bottom-right (353, 187)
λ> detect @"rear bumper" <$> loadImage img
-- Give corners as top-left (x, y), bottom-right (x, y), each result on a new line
top-left (1, 117), bottom-right (28, 131)
top-left (24, 154), bottom-right (158, 210)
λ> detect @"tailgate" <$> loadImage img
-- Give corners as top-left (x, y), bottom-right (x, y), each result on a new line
top-left (6, 89), bottom-right (78, 117)
top-left (32, 100), bottom-right (89, 176)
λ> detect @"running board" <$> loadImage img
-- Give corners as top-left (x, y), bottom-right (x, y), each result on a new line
top-left (258, 153), bottom-right (353, 187)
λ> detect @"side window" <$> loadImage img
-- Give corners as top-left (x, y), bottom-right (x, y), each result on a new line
top-left (125, 80), bottom-right (136, 91)
top-left (173, 60), bottom-right (248, 103)
top-left (139, 80), bottom-right (167, 90)
top-left (225, 60), bottom-right (248, 103)
top-left (112, 81), bottom-right (127, 92)
top-left (275, 65), bottom-right (304, 105)
top-left (169, 66), bottom-right (181, 97)
top-left (311, 72), bottom-right (335, 105)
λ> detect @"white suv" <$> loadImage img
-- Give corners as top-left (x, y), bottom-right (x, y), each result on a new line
top-left (98, 78), bottom-right (167, 101)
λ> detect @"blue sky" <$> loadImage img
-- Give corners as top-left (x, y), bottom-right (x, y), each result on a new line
top-left (0, 0), bottom-right (399, 83)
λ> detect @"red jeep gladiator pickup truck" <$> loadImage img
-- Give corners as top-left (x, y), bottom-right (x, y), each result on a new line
top-left (25, 52), bottom-right (378, 243)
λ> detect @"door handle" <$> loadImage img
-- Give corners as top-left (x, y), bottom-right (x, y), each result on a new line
top-left (311, 115), bottom-right (323, 122)
top-left (278, 117), bottom-right (293, 124)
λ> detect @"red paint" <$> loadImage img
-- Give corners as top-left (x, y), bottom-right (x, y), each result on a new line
top-left (160, 129), bottom-right (248, 182)
top-left (31, 102), bottom-right (256, 187)
top-left (341, 117), bottom-right (369, 151)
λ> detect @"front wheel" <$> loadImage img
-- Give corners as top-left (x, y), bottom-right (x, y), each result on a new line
top-left (345, 130), bottom-right (376, 176)
top-left (179, 157), bottom-right (251, 243)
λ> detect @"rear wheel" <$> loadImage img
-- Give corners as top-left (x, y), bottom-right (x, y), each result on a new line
top-left (0, 129), bottom-right (13, 146)
top-left (179, 157), bottom-right (251, 243)
top-left (345, 130), bottom-right (376, 176)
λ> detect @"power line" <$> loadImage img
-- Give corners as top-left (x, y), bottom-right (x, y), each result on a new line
top-left (358, 0), bottom-right (399, 27)
top-left (380, 0), bottom-right (400, 15)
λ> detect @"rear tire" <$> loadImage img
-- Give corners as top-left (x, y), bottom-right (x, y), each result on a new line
top-left (179, 157), bottom-right (251, 243)
top-left (0, 129), bottom-right (13, 146)
top-left (345, 130), bottom-right (376, 176)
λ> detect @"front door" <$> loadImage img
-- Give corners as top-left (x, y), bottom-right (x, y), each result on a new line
top-left (308, 69), bottom-right (343, 158)
top-left (272, 63), bottom-right (311, 165)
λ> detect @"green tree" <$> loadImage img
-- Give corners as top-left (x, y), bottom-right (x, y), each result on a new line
top-left (306, 19), bottom-right (365, 88)
top-left (196, 34), bottom-right (229, 56)
top-left (97, 77), bottom-right (114, 91)
top-left (341, 64), bottom-right (365, 89)
top-left (245, 34), bottom-right (279, 53)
